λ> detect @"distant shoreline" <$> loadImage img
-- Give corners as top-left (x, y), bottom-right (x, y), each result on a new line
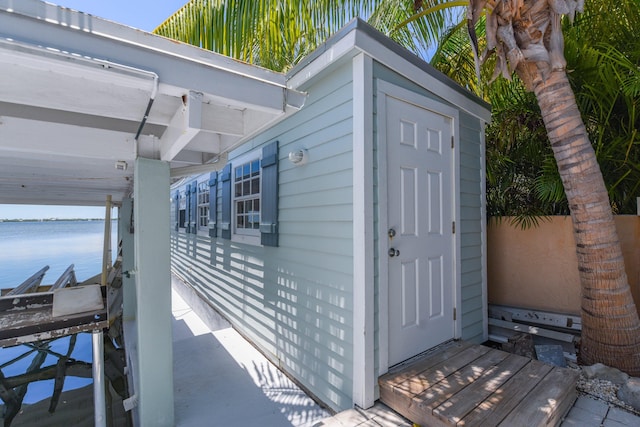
top-left (0, 218), bottom-right (115, 222)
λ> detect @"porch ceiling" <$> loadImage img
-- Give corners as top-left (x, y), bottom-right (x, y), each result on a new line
top-left (0, 0), bottom-right (305, 207)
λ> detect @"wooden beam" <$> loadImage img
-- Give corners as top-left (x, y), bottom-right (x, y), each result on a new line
top-left (200, 103), bottom-right (244, 135)
top-left (160, 91), bottom-right (202, 162)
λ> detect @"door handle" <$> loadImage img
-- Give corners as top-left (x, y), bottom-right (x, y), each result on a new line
top-left (388, 248), bottom-right (400, 257)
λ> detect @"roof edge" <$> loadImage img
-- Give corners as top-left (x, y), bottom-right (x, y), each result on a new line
top-left (287, 17), bottom-right (491, 116)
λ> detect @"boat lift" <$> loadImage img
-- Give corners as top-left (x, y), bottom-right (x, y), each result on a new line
top-left (0, 198), bottom-right (120, 427)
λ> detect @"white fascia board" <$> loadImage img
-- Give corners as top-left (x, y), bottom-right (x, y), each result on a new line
top-left (353, 30), bottom-right (492, 123)
top-left (0, 38), bottom-right (156, 121)
top-left (0, 0), bottom-right (283, 86)
top-left (286, 21), bottom-right (490, 122)
top-left (0, 1), bottom-right (304, 115)
top-left (0, 38), bottom-right (157, 91)
top-left (287, 32), bottom-right (358, 90)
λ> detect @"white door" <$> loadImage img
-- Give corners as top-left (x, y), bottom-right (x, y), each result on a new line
top-left (386, 95), bottom-right (455, 366)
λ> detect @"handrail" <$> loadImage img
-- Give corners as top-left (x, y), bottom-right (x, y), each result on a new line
top-left (50, 264), bottom-right (77, 291)
top-left (6, 266), bottom-right (50, 296)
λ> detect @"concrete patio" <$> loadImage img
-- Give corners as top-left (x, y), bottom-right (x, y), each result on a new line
top-left (171, 276), bottom-right (329, 426)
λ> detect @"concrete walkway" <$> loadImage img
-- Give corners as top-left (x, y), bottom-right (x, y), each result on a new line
top-left (172, 276), bottom-right (640, 427)
top-left (172, 281), bottom-right (329, 426)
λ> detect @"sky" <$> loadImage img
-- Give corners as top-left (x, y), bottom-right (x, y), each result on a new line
top-left (1, 1), bottom-right (188, 219)
top-left (47, 0), bottom-right (188, 32)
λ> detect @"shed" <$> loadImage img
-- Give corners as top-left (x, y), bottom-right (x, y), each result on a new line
top-left (0, 1), bottom-right (305, 425)
top-left (171, 18), bottom-right (491, 412)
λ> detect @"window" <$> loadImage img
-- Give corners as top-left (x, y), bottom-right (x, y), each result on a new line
top-left (197, 181), bottom-right (209, 231)
top-left (220, 140), bottom-right (278, 246)
top-left (233, 159), bottom-right (260, 238)
top-left (178, 190), bottom-right (187, 229)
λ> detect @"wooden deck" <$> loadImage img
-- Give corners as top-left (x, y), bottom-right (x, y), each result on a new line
top-left (379, 340), bottom-right (579, 427)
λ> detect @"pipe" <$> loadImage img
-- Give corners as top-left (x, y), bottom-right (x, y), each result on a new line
top-left (92, 329), bottom-right (107, 427)
top-left (101, 195), bottom-right (112, 287)
top-left (134, 72), bottom-right (159, 141)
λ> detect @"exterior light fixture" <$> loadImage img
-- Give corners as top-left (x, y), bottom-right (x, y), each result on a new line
top-left (288, 149), bottom-right (308, 166)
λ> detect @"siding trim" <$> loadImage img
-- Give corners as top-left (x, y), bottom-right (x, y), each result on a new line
top-left (375, 80), bottom-right (462, 376)
top-left (480, 122), bottom-right (489, 341)
top-left (352, 53), bottom-right (375, 409)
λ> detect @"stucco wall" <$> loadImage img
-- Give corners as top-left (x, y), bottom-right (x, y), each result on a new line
top-left (488, 216), bottom-right (640, 316)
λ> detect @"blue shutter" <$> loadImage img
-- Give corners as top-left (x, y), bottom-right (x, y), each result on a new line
top-left (184, 183), bottom-right (191, 232)
top-left (174, 190), bottom-right (180, 231)
top-left (220, 164), bottom-right (232, 240)
top-left (208, 172), bottom-right (218, 238)
top-left (189, 180), bottom-right (198, 234)
top-left (260, 141), bottom-right (279, 247)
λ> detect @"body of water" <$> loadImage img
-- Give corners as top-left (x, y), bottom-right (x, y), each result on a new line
top-left (0, 220), bottom-right (118, 410)
top-left (0, 220), bottom-right (117, 289)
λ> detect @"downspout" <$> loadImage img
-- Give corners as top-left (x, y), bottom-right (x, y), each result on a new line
top-left (134, 71), bottom-right (159, 144)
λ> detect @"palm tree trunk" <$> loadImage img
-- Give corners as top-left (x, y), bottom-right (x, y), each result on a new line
top-left (532, 69), bottom-right (640, 375)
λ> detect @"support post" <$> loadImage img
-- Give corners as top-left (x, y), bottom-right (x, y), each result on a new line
top-left (119, 198), bottom-right (135, 321)
top-left (133, 158), bottom-right (174, 426)
top-left (92, 329), bottom-right (106, 427)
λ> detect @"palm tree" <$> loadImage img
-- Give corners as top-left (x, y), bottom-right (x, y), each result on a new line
top-left (464, 0), bottom-right (640, 374)
top-left (154, 0), bottom-right (461, 72)
top-left (435, 2), bottom-right (640, 223)
top-left (156, 0), bottom-right (640, 374)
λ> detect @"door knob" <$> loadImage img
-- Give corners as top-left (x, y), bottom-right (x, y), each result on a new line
top-left (388, 248), bottom-right (400, 257)
top-left (388, 228), bottom-right (396, 238)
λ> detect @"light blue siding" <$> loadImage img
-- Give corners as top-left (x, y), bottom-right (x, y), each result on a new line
top-left (458, 110), bottom-right (486, 344)
top-left (171, 61), bottom-right (356, 411)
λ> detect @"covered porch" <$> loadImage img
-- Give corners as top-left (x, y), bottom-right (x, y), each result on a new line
top-left (0, 1), bottom-right (305, 425)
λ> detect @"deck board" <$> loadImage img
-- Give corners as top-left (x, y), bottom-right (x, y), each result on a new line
top-left (379, 340), bottom-right (578, 427)
top-left (434, 353), bottom-right (530, 424)
top-left (461, 359), bottom-right (553, 426)
top-left (392, 343), bottom-right (490, 396)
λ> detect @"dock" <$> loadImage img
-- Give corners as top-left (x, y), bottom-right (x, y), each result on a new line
top-left (379, 340), bottom-right (579, 426)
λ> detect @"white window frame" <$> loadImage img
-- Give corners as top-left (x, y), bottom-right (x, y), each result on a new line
top-left (231, 151), bottom-right (261, 246)
top-left (197, 180), bottom-right (209, 234)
